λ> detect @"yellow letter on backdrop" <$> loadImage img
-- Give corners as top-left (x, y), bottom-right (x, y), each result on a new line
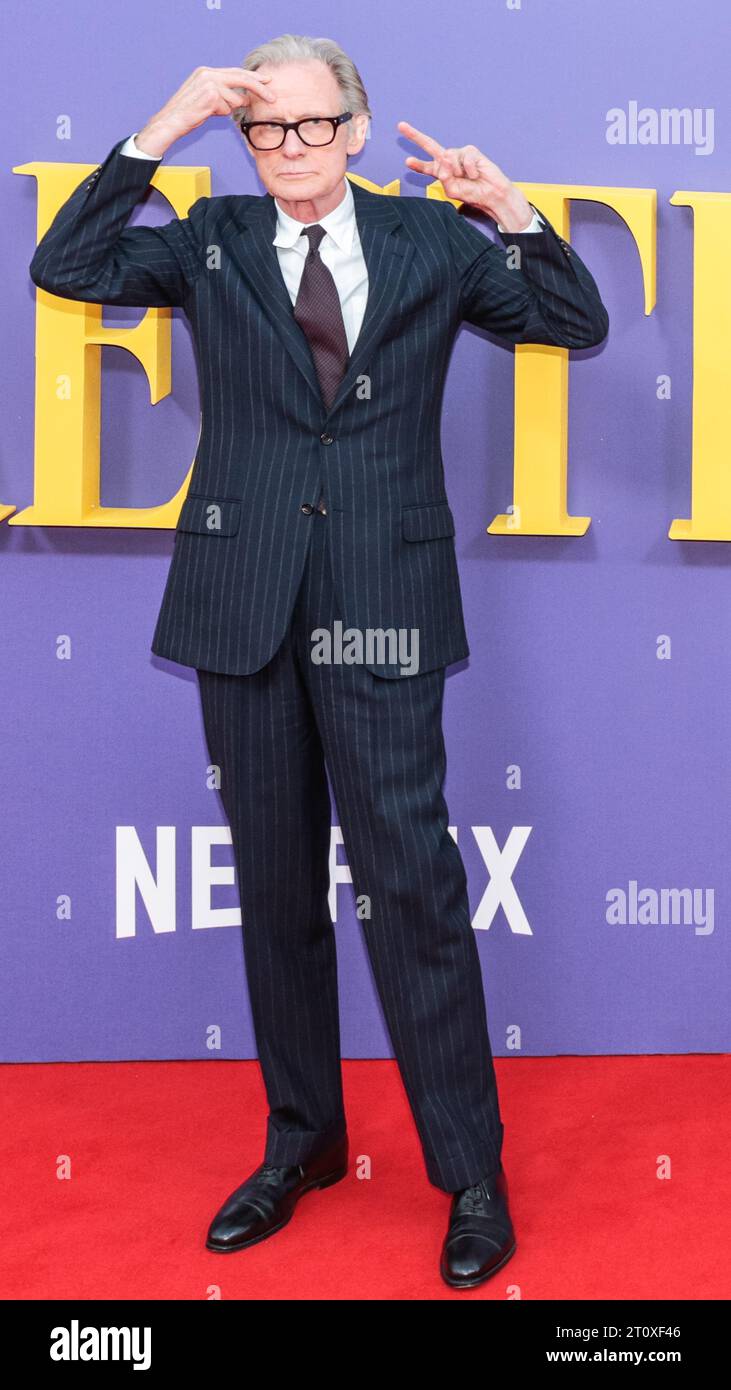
top-left (669, 191), bottom-right (731, 541)
top-left (11, 156), bottom-right (209, 528)
top-left (429, 180), bottom-right (656, 536)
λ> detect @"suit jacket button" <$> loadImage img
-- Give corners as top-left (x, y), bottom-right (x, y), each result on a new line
top-left (320, 432), bottom-right (334, 444)
top-left (301, 502), bottom-right (314, 514)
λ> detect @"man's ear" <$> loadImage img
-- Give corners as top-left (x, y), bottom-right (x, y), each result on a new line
top-left (346, 112), bottom-right (370, 156)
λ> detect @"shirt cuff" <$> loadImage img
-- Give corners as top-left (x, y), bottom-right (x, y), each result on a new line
top-left (497, 205), bottom-right (544, 234)
top-left (119, 132), bottom-right (162, 160)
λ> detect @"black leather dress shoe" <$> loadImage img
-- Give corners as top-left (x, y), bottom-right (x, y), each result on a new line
top-left (206, 1133), bottom-right (348, 1253)
top-left (440, 1163), bottom-right (517, 1288)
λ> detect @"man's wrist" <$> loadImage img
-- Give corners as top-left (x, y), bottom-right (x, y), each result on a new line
top-left (120, 132), bottom-right (160, 160)
top-left (497, 206), bottom-right (544, 235)
top-left (491, 191), bottom-right (536, 233)
top-left (133, 122), bottom-right (177, 159)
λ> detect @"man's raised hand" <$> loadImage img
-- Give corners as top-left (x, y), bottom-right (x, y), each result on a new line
top-left (135, 66), bottom-right (278, 158)
top-left (397, 120), bottom-right (534, 232)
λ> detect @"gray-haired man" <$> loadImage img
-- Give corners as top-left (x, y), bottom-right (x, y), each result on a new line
top-left (30, 33), bottom-right (608, 1288)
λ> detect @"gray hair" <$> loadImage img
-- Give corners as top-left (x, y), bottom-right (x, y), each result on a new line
top-left (230, 33), bottom-right (372, 132)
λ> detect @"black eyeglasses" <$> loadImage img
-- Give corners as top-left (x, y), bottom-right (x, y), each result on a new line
top-left (239, 111), bottom-right (353, 150)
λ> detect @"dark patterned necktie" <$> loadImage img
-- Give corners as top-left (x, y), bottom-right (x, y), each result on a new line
top-left (293, 223), bottom-right (349, 412)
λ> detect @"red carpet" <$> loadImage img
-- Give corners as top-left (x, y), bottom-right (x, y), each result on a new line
top-left (1, 1056), bottom-right (729, 1300)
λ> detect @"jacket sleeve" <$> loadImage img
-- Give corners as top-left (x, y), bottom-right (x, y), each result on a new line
top-left (440, 199), bottom-right (609, 349)
top-left (29, 136), bottom-right (207, 308)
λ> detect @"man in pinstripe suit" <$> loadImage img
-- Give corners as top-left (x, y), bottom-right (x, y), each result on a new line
top-left (30, 35), bottom-right (608, 1288)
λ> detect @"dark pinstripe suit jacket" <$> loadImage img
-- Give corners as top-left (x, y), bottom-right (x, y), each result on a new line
top-left (30, 136), bottom-right (609, 678)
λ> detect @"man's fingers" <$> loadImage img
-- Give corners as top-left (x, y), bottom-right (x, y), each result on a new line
top-left (440, 175), bottom-right (479, 201)
top-left (212, 68), bottom-right (276, 101)
top-left (404, 155), bottom-right (436, 175)
top-left (229, 88), bottom-right (260, 107)
top-left (209, 67), bottom-right (272, 84)
top-left (217, 83), bottom-right (256, 112)
top-left (405, 146), bottom-right (464, 178)
top-left (397, 120), bottom-right (444, 159)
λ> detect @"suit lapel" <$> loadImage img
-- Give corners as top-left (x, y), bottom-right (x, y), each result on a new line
top-left (225, 176), bottom-right (415, 418)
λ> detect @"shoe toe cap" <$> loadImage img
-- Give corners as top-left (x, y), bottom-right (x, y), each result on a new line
top-left (442, 1232), bottom-right (515, 1282)
top-left (207, 1203), bottom-right (266, 1248)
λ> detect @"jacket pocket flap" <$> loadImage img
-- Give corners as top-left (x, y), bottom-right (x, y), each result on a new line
top-left (176, 495), bottom-right (241, 536)
top-left (402, 501), bottom-right (455, 541)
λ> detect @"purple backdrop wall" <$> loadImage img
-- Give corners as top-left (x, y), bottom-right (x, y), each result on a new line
top-left (3, 0), bottom-right (729, 1061)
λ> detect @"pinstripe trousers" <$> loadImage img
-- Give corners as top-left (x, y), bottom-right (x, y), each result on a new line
top-left (195, 507), bottom-right (505, 1192)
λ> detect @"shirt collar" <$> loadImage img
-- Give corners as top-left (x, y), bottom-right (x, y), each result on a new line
top-left (273, 176), bottom-right (356, 254)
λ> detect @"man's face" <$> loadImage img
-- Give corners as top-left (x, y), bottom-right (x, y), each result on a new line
top-left (241, 60), bottom-right (369, 203)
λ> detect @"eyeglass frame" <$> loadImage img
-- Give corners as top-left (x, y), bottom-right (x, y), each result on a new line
top-left (239, 110), bottom-right (354, 150)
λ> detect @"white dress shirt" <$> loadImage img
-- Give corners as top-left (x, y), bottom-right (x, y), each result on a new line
top-left (119, 130), bottom-right (544, 343)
